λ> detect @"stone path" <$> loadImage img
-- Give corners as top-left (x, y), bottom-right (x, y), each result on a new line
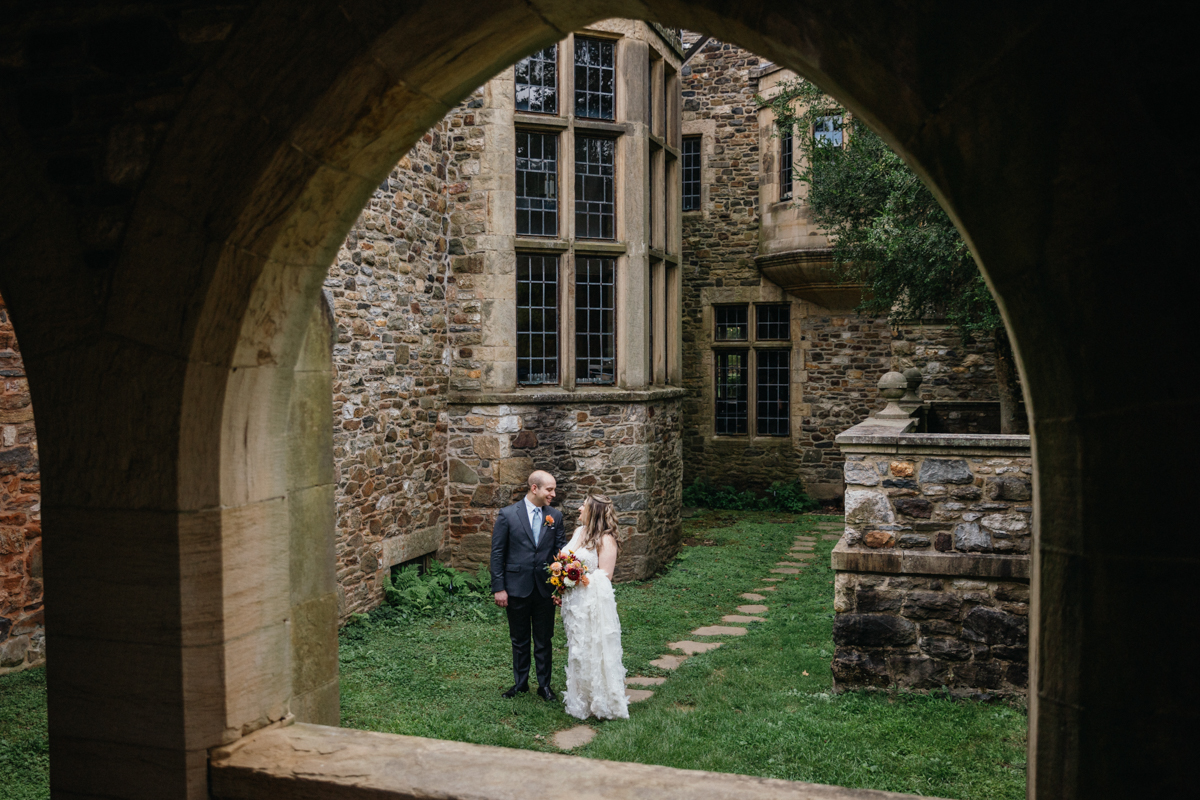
top-left (552, 517), bottom-right (838, 750)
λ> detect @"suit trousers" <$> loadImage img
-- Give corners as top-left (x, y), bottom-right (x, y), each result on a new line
top-left (505, 590), bottom-right (555, 690)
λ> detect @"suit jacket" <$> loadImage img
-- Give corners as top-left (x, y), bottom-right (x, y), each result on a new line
top-left (490, 500), bottom-right (567, 599)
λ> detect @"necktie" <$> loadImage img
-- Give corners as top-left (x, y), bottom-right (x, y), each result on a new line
top-left (532, 508), bottom-right (542, 546)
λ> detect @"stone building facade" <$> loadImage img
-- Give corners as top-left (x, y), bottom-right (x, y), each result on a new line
top-left (329, 22), bottom-right (686, 617)
top-left (0, 292), bottom-right (43, 674)
top-left (680, 37), bottom-right (1005, 501)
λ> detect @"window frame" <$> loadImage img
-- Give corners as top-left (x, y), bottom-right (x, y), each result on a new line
top-left (516, 253), bottom-right (561, 386)
top-left (515, 129), bottom-right (559, 238)
top-left (574, 256), bottom-right (617, 385)
top-left (710, 302), bottom-right (793, 438)
top-left (682, 135), bottom-right (701, 212)
top-left (779, 123), bottom-right (793, 202)
top-left (514, 44), bottom-right (559, 115)
top-left (574, 134), bottom-right (617, 240)
top-left (573, 36), bottom-right (616, 121)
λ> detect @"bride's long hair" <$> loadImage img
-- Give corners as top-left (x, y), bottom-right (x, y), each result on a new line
top-left (577, 494), bottom-right (620, 555)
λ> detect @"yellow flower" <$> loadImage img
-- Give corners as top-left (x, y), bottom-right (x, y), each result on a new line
top-left (550, 576), bottom-right (562, 586)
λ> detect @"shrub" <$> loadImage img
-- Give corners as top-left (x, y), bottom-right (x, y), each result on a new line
top-left (682, 478), bottom-right (818, 513)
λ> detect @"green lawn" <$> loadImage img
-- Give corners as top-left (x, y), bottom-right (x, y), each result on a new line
top-left (340, 512), bottom-right (1027, 799)
top-left (0, 512), bottom-right (1027, 800)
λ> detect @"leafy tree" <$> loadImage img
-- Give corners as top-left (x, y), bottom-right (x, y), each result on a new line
top-left (758, 79), bottom-right (1025, 434)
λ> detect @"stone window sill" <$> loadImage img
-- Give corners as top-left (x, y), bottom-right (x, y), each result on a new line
top-left (448, 386), bottom-right (688, 405)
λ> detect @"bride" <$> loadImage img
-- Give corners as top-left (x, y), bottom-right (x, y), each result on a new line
top-left (558, 494), bottom-right (629, 720)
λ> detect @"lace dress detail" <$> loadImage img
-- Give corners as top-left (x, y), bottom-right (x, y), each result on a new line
top-left (559, 529), bottom-right (629, 720)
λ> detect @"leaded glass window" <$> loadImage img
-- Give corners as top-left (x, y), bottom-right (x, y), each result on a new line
top-left (682, 136), bottom-right (701, 211)
top-left (756, 350), bottom-right (790, 436)
top-left (756, 304), bottom-right (790, 340)
top-left (815, 115), bottom-right (843, 148)
top-left (779, 124), bottom-right (793, 201)
top-left (574, 136), bottom-right (615, 239)
top-left (715, 351), bottom-right (748, 435)
top-left (516, 131), bottom-right (558, 237)
top-left (574, 37), bottom-right (615, 120)
top-left (575, 257), bottom-right (615, 384)
top-left (515, 45), bottom-right (557, 114)
top-left (714, 305), bottom-right (748, 341)
top-left (517, 255), bottom-right (559, 385)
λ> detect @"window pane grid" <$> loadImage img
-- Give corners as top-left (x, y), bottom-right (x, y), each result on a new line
top-left (574, 136), bottom-right (615, 239)
top-left (516, 131), bottom-right (558, 237)
top-left (756, 304), bottom-right (790, 340)
top-left (715, 350), bottom-right (748, 435)
top-left (714, 305), bottom-right (748, 341)
top-left (779, 125), bottom-right (793, 201)
top-left (757, 350), bottom-right (790, 436)
top-left (575, 257), bottom-right (615, 384)
top-left (515, 45), bottom-right (557, 114)
top-left (574, 37), bottom-right (615, 120)
top-left (517, 255), bottom-right (559, 385)
top-left (682, 136), bottom-right (701, 211)
top-left (815, 115), bottom-right (843, 148)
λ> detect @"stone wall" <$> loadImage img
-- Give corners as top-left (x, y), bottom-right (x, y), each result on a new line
top-left (831, 417), bottom-right (1031, 695)
top-left (325, 93), bottom-right (486, 617)
top-left (444, 392), bottom-right (685, 581)
top-left (0, 293), bottom-right (43, 674)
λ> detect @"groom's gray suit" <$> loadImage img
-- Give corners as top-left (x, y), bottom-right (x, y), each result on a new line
top-left (490, 500), bottom-right (566, 691)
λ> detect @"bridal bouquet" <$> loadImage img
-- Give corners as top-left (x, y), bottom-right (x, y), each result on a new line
top-left (546, 551), bottom-right (589, 604)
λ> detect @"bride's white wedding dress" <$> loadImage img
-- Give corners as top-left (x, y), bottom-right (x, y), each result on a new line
top-left (559, 527), bottom-right (629, 720)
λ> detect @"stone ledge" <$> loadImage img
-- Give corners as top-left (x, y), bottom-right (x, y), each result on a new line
top-left (836, 422), bottom-right (1030, 457)
top-left (831, 540), bottom-right (1029, 581)
top-left (211, 723), bottom-right (938, 800)
top-left (449, 386), bottom-right (689, 406)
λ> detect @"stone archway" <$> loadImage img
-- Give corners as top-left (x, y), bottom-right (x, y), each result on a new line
top-left (0, 2), bottom-right (1191, 798)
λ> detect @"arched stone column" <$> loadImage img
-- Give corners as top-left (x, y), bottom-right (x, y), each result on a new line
top-left (0, 2), bottom-right (1193, 798)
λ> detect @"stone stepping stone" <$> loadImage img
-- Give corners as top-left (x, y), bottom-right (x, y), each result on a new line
top-left (770, 567), bottom-right (800, 574)
top-left (691, 625), bottom-right (747, 636)
top-left (754, 586), bottom-right (777, 592)
top-left (762, 577), bottom-right (783, 582)
top-left (626, 689), bottom-right (655, 703)
top-left (788, 552), bottom-right (816, 560)
top-left (740, 592), bottom-right (767, 601)
top-left (737, 604), bottom-right (769, 614)
top-left (794, 535), bottom-right (817, 541)
top-left (626, 676), bottom-right (666, 687)
top-left (722, 614), bottom-right (766, 623)
top-left (650, 654), bottom-right (689, 669)
top-left (553, 725), bottom-right (596, 750)
top-left (668, 640), bottom-right (723, 655)
top-left (822, 534), bottom-right (842, 541)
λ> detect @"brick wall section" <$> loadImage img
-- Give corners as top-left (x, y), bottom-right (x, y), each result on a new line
top-left (444, 397), bottom-right (684, 582)
top-left (0, 294), bottom-right (43, 673)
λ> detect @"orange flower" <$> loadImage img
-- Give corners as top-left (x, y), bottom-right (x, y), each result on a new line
top-left (580, 574), bottom-right (590, 586)
top-left (550, 562), bottom-right (562, 574)
top-left (544, 514), bottom-right (554, 526)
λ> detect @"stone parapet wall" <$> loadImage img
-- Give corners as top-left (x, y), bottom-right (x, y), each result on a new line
top-left (0, 293), bottom-right (42, 674)
top-left (831, 420), bottom-right (1031, 695)
top-left (444, 391), bottom-right (685, 581)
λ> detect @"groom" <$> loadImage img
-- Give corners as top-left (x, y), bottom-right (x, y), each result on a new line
top-left (490, 469), bottom-right (566, 700)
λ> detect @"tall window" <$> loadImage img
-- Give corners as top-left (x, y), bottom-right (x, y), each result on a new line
top-left (779, 124), bottom-right (793, 201)
top-left (712, 303), bottom-right (792, 436)
top-left (682, 136), bottom-right (701, 211)
top-left (814, 115), bottom-right (843, 148)
top-left (575, 258), bottom-right (615, 384)
top-left (715, 351), bottom-right (748, 435)
top-left (575, 136), bottom-right (615, 239)
top-left (517, 255), bottom-right (559, 385)
top-left (516, 131), bottom-right (558, 237)
top-left (574, 37), bottom-right (615, 120)
top-left (515, 45), bottom-right (558, 114)
top-left (756, 350), bottom-right (790, 436)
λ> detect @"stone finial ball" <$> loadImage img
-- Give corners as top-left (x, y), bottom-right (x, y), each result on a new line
top-left (878, 371), bottom-right (908, 399)
top-left (902, 366), bottom-right (923, 387)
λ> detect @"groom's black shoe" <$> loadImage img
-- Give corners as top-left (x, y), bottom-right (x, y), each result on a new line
top-left (537, 685), bottom-right (558, 702)
top-left (501, 684), bottom-right (529, 698)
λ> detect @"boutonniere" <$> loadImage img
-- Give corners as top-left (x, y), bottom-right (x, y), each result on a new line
top-left (544, 513), bottom-right (554, 527)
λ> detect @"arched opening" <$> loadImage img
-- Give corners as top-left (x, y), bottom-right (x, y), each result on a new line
top-left (0, 2), bottom-right (1189, 798)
